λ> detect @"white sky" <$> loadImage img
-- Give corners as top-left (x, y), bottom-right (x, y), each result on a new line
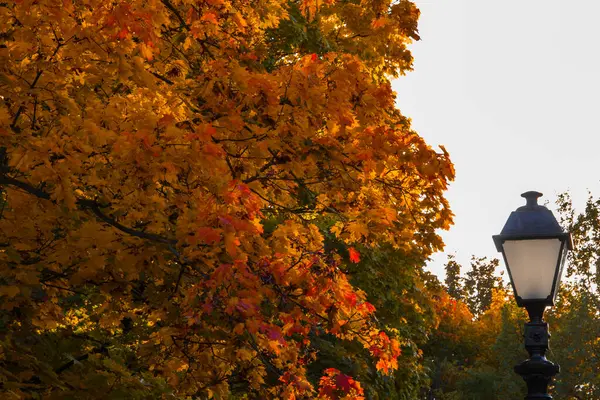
top-left (393, 0), bottom-right (600, 277)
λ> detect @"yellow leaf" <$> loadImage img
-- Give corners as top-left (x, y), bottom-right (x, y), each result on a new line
top-left (237, 348), bottom-right (254, 361)
top-left (139, 42), bottom-right (154, 61)
top-left (347, 221), bottom-right (369, 240)
top-left (183, 36), bottom-right (193, 51)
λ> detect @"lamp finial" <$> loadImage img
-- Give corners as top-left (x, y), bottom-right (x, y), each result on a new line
top-left (521, 191), bottom-right (543, 207)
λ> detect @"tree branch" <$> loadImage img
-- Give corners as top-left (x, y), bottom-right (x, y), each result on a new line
top-left (10, 37), bottom-right (71, 132)
top-left (161, 0), bottom-right (190, 30)
top-left (0, 175), bottom-right (176, 245)
top-left (41, 282), bottom-right (85, 295)
top-left (80, 199), bottom-right (176, 244)
top-left (55, 345), bottom-right (108, 374)
top-left (150, 71), bottom-right (174, 85)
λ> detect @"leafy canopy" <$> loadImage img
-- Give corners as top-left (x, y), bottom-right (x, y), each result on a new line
top-left (0, 0), bottom-right (453, 398)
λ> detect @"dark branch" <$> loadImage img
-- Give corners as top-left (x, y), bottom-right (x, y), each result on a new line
top-left (0, 175), bottom-right (51, 200)
top-left (0, 175), bottom-right (176, 245)
top-left (55, 345), bottom-right (108, 374)
top-left (80, 199), bottom-right (176, 244)
top-left (150, 71), bottom-right (174, 85)
top-left (161, 0), bottom-right (190, 30)
top-left (10, 38), bottom-right (69, 132)
top-left (41, 283), bottom-right (86, 295)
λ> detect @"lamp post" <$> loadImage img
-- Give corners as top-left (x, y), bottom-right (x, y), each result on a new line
top-left (492, 191), bottom-right (572, 400)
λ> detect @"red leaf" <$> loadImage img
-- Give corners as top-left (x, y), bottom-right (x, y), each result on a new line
top-left (362, 302), bottom-right (376, 313)
top-left (344, 292), bottom-right (358, 307)
top-left (117, 27), bottom-right (129, 39)
top-left (348, 247), bottom-right (360, 263)
top-left (335, 373), bottom-right (353, 392)
top-left (211, 264), bottom-right (231, 284)
top-left (197, 227), bottom-right (221, 244)
top-left (203, 125), bottom-right (217, 139)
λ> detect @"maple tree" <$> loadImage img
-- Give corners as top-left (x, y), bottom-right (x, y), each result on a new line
top-left (0, 0), bottom-right (454, 398)
top-left (308, 245), bottom-right (440, 399)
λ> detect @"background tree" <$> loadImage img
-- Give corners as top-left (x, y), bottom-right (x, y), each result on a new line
top-left (0, 0), bottom-right (454, 398)
top-left (444, 254), bottom-right (465, 302)
top-left (425, 252), bottom-right (520, 399)
top-left (548, 193), bottom-right (600, 399)
top-left (428, 193), bottom-right (600, 400)
top-left (463, 256), bottom-right (503, 317)
top-left (425, 277), bottom-right (525, 399)
top-left (443, 255), bottom-right (503, 316)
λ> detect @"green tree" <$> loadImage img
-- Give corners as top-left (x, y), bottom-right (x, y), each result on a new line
top-left (464, 256), bottom-right (503, 316)
top-left (443, 255), bottom-right (503, 316)
top-left (306, 238), bottom-right (438, 399)
top-left (548, 193), bottom-right (600, 399)
top-left (444, 255), bottom-right (465, 302)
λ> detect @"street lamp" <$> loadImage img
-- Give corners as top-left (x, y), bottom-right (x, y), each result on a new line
top-left (493, 191), bottom-right (573, 400)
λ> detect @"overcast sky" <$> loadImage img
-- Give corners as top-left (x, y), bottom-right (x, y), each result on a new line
top-left (393, 0), bottom-right (600, 277)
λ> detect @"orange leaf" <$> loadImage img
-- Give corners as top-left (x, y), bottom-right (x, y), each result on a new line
top-left (224, 232), bottom-right (240, 256)
top-left (158, 114), bottom-right (175, 127)
top-left (371, 17), bottom-right (387, 29)
top-left (202, 12), bottom-right (218, 24)
top-left (203, 142), bottom-right (224, 157)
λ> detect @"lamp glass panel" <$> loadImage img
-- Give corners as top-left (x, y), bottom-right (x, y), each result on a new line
top-left (551, 241), bottom-right (567, 301)
top-left (503, 239), bottom-right (561, 300)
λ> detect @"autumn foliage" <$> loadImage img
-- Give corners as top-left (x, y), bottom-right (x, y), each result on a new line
top-left (0, 0), bottom-right (453, 398)
top-left (318, 368), bottom-right (364, 400)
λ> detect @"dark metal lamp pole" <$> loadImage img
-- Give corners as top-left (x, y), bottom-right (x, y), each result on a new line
top-left (514, 301), bottom-right (559, 399)
top-left (493, 191), bottom-right (572, 400)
